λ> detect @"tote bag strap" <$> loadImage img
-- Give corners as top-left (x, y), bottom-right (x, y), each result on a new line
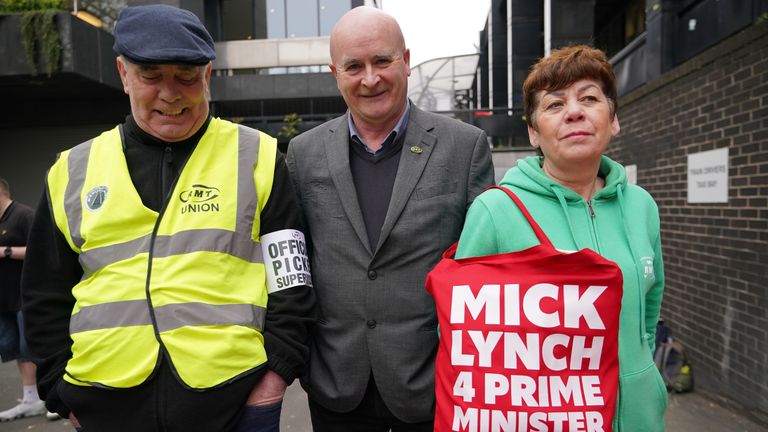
top-left (488, 186), bottom-right (555, 248)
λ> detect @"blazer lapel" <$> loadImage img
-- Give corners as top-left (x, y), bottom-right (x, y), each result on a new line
top-left (375, 107), bottom-right (436, 254)
top-left (324, 115), bottom-right (373, 255)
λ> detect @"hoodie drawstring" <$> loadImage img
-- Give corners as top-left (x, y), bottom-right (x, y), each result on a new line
top-left (552, 188), bottom-right (580, 249)
top-left (617, 186), bottom-right (646, 342)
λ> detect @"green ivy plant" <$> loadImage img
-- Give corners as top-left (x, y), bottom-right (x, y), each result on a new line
top-left (1, 0), bottom-right (65, 76)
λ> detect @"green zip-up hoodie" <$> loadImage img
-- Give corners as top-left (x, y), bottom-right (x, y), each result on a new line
top-left (456, 155), bottom-right (667, 432)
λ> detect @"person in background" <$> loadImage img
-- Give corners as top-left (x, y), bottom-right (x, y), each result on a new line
top-left (655, 317), bottom-right (671, 356)
top-left (286, 6), bottom-right (494, 431)
top-left (456, 45), bottom-right (667, 431)
top-left (21, 5), bottom-right (314, 431)
top-left (0, 178), bottom-right (46, 422)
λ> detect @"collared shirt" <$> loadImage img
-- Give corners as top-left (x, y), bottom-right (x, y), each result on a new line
top-left (348, 101), bottom-right (411, 155)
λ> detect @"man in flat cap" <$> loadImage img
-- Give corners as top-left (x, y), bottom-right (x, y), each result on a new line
top-left (21, 5), bottom-right (314, 431)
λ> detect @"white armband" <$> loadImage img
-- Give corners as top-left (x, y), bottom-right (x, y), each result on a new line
top-left (261, 229), bottom-right (312, 293)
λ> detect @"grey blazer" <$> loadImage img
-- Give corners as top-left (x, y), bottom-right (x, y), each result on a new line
top-left (286, 105), bottom-right (494, 422)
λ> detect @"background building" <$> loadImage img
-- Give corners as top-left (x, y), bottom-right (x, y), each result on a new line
top-left (199, 0), bottom-right (365, 142)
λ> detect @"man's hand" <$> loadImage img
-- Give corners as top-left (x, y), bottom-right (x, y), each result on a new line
top-left (245, 370), bottom-right (287, 406)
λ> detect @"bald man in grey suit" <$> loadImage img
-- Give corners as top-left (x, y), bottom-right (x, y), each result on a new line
top-left (286, 6), bottom-right (494, 431)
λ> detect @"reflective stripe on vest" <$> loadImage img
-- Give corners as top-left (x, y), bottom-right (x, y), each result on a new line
top-left (64, 138), bottom-right (92, 250)
top-left (48, 118), bottom-right (276, 389)
top-left (78, 228), bottom-right (264, 276)
top-left (70, 300), bottom-right (266, 334)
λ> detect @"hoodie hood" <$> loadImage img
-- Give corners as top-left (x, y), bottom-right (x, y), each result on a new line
top-left (497, 154), bottom-right (630, 253)
top-left (499, 155), bottom-right (628, 202)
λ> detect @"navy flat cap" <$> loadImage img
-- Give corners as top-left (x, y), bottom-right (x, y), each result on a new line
top-left (113, 4), bottom-right (215, 65)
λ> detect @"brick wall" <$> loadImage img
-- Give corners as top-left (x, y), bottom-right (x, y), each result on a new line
top-left (607, 22), bottom-right (768, 421)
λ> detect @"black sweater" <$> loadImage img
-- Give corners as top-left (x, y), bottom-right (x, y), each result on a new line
top-left (21, 116), bottom-right (315, 417)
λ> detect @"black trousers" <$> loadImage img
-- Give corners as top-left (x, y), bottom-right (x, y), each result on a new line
top-left (308, 375), bottom-right (434, 432)
top-left (58, 358), bottom-right (262, 432)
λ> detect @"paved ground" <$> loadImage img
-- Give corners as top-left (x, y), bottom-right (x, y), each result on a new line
top-left (0, 361), bottom-right (311, 431)
top-left (1, 360), bottom-right (765, 431)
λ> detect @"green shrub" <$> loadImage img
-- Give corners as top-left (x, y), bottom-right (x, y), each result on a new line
top-left (0, 0), bottom-right (64, 13)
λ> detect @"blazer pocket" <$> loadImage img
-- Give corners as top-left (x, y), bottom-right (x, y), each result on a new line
top-left (415, 181), bottom-right (458, 200)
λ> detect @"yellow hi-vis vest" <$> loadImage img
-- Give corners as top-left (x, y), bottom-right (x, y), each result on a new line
top-left (46, 118), bottom-right (276, 389)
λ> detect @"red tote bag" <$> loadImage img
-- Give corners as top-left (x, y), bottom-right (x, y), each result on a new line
top-left (426, 186), bottom-right (623, 432)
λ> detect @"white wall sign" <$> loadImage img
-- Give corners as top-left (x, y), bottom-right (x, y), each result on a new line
top-left (625, 164), bottom-right (637, 185)
top-left (687, 147), bottom-right (729, 203)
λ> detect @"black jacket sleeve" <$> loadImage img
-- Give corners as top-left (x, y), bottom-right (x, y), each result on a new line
top-left (21, 190), bottom-right (82, 417)
top-left (259, 152), bottom-right (316, 384)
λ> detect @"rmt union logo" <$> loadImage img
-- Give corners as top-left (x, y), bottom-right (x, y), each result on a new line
top-left (179, 184), bottom-right (221, 214)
